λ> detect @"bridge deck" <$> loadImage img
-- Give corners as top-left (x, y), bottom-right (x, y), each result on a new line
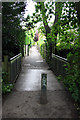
top-left (2, 46), bottom-right (79, 118)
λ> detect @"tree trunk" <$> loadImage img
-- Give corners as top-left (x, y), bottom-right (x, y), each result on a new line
top-left (52, 2), bottom-right (63, 54)
top-left (39, 2), bottom-right (52, 64)
top-left (39, 2), bottom-right (63, 64)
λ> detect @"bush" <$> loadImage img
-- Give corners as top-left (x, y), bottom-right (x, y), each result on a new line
top-left (2, 72), bottom-right (13, 94)
top-left (57, 50), bottom-right (80, 113)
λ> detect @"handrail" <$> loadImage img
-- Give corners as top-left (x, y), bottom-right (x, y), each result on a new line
top-left (10, 53), bottom-right (21, 61)
top-left (10, 53), bottom-right (22, 83)
top-left (52, 54), bottom-right (68, 63)
top-left (51, 53), bottom-right (68, 76)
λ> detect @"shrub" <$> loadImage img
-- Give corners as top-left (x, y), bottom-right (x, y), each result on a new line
top-left (2, 72), bottom-right (13, 94)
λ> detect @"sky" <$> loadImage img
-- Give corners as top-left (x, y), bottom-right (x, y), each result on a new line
top-left (24, 0), bottom-right (55, 29)
top-left (24, 0), bottom-right (41, 29)
top-left (24, 1), bottom-right (36, 18)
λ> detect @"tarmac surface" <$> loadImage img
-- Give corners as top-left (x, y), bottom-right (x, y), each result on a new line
top-left (2, 46), bottom-right (79, 119)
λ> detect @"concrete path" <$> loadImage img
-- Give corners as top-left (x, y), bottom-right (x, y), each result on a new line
top-left (2, 46), bottom-right (79, 119)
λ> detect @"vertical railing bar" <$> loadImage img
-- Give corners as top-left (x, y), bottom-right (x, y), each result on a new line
top-left (10, 53), bottom-right (22, 83)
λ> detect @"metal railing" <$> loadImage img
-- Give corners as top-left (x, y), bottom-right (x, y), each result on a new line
top-left (51, 54), bottom-right (68, 77)
top-left (10, 53), bottom-right (22, 83)
top-left (37, 44), bottom-right (68, 77)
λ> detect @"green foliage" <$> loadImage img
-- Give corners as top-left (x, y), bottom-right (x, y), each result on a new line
top-left (40, 43), bottom-right (47, 59)
top-left (57, 50), bottom-right (80, 106)
top-left (2, 82), bottom-right (13, 94)
top-left (25, 32), bottom-right (31, 45)
top-left (2, 1), bottom-right (80, 107)
top-left (37, 39), bottom-right (45, 46)
top-left (2, 72), bottom-right (8, 83)
top-left (57, 75), bottom-right (62, 82)
top-left (64, 65), bottom-right (80, 102)
top-left (25, 29), bottom-right (36, 46)
top-left (36, 2), bottom-right (80, 110)
top-left (2, 2), bottom-right (26, 58)
top-left (2, 72), bottom-right (13, 94)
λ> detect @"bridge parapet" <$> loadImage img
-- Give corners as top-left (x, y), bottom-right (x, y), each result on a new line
top-left (2, 53), bottom-right (22, 83)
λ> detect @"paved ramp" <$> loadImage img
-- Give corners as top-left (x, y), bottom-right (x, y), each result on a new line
top-left (2, 46), bottom-right (79, 119)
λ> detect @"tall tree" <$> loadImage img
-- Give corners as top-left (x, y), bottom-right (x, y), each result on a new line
top-left (31, 2), bottom-right (63, 63)
top-left (2, 2), bottom-right (26, 59)
top-left (74, 2), bottom-right (80, 72)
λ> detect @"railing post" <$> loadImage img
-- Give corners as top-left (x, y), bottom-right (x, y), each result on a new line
top-left (27, 44), bottom-right (30, 56)
top-left (25, 45), bottom-right (26, 55)
top-left (10, 53), bottom-right (22, 83)
top-left (8, 62), bottom-right (11, 83)
top-left (52, 54), bottom-right (68, 77)
top-left (24, 45), bottom-right (26, 57)
top-left (2, 56), bottom-right (11, 83)
top-left (3, 56), bottom-right (8, 72)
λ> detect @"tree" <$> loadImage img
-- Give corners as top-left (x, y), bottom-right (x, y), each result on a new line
top-left (74, 2), bottom-right (80, 73)
top-left (74, 2), bottom-right (80, 24)
top-left (2, 2), bottom-right (26, 59)
top-left (31, 1), bottom-right (63, 63)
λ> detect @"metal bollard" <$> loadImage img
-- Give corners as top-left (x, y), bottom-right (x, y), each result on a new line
top-left (40, 73), bottom-right (47, 104)
top-left (41, 73), bottom-right (47, 91)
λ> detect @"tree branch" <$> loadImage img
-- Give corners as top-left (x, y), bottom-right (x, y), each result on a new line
top-left (39, 2), bottom-right (51, 34)
top-left (53, 2), bottom-right (63, 27)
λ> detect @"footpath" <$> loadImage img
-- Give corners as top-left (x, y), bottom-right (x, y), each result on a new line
top-left (2, 46), bottom-right (79, 119)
